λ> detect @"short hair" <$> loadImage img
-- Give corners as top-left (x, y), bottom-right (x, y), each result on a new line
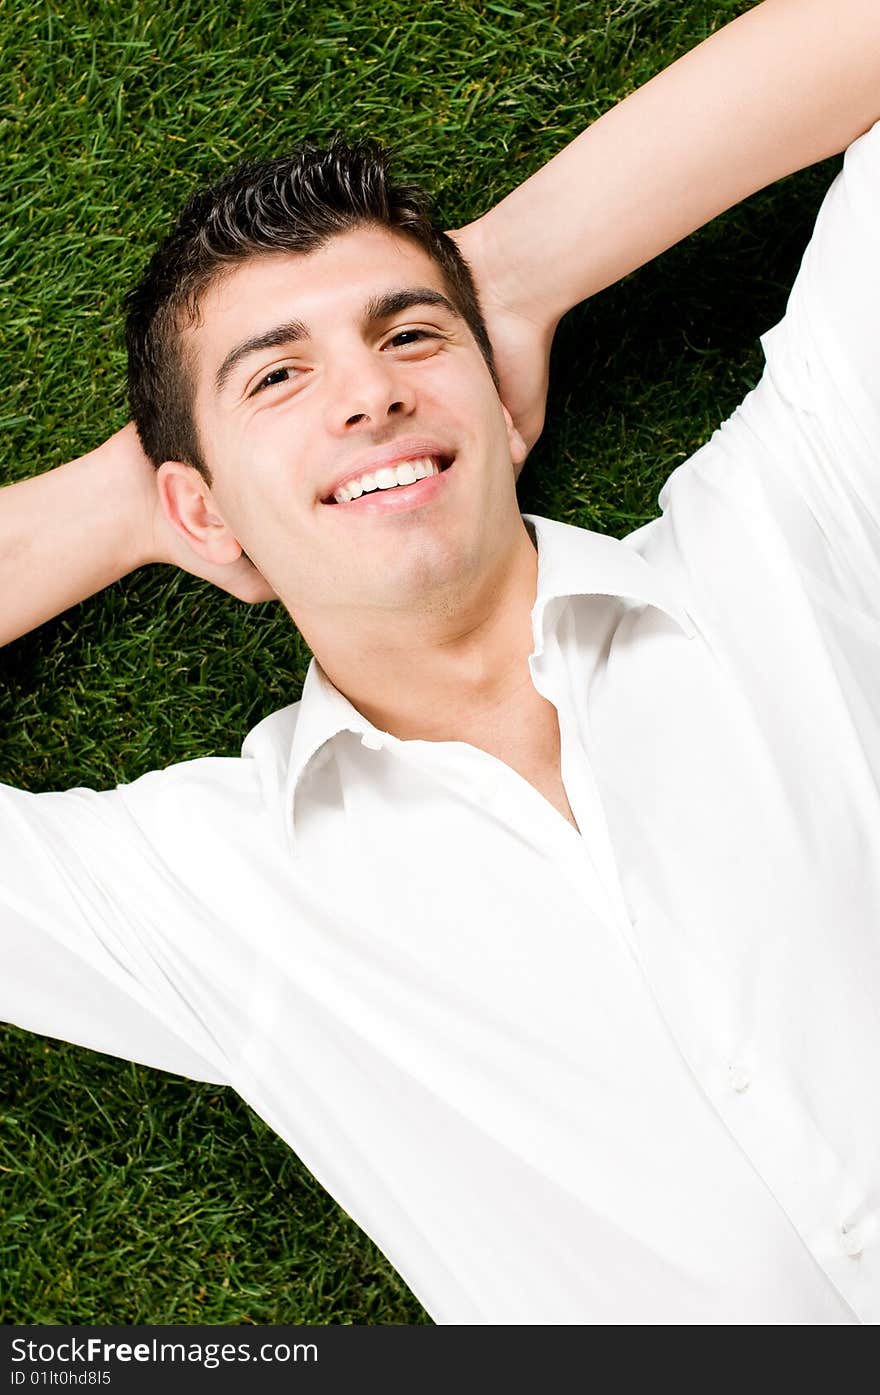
top-left (124, 138), bottom-right (498, 483)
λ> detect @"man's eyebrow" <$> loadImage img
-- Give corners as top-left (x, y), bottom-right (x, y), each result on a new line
top-left (214, 319), bottom-right (309, 394)
top-left (364, 287), bottom-right (459, 322)
top-left (213, 289), bottom-right (459, 396)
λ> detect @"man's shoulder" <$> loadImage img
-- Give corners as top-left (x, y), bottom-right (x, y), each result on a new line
top-left (111, 699), bottom-right (302, 833)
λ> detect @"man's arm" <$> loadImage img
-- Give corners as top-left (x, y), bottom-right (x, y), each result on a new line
top-left (456, 0), bottom-right (880, 451)
top-left (0, 425), bottom-right (274, 649)
top-left (0, 430), bottom-right (273, 1079)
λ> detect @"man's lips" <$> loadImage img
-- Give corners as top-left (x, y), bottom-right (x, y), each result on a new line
top-left (323, 461), bottom-right (453, 517)
top-left (321, 439), bottom-right (455, 504)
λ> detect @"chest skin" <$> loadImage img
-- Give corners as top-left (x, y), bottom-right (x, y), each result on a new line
top-left (438, 678), bottom-right (581, 832)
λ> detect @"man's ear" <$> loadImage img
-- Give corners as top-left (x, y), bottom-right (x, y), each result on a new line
top-left (156, 461), bottom-right (244, 565)
top-left (501, 403), bottom-right (528, 477)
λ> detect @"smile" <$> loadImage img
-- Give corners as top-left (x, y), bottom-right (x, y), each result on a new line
top-left (323, 451), bottom-right (454, 507)
top-left (332, 456), bottom-right (441, 503)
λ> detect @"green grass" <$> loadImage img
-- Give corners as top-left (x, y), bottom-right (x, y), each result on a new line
top-left (0, 0), bottom-right (839, 1324)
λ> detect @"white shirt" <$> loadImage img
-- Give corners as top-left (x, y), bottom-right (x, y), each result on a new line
top-left (4, 121), bottom-right (880, 1326)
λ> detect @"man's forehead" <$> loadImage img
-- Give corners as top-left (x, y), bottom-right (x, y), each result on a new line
top-left (203, 228), bottom-right (444, 328)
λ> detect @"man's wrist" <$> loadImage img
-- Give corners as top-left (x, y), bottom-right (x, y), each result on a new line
top-left (454, 211), bottom-right (561, 341)
top-left (86, 423), bottom-right (161, 575)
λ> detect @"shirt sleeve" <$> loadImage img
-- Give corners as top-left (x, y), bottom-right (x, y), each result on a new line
top-left (651, 118), bottom-right (880, 628)
top-left (0, 777), bottom-right (230, 1085)
top-left (757, 116), bottom-right (880, 490)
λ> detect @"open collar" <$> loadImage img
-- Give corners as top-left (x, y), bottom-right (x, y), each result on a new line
top-left (524, 513), bottom-right (695, 656)
top-left (280, 512), bottom-right (695, 832)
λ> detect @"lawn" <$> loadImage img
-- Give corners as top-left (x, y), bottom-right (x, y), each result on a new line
top-left (0, 0), bottom-right (838, 1324)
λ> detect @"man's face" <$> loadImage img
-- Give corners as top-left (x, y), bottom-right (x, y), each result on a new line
top-left (185, 226), bottom-right (527, 631)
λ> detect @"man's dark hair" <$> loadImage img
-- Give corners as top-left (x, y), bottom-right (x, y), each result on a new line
top-left (125, 138), bottom-right (497, 483)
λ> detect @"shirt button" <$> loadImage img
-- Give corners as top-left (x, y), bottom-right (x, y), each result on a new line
top-left (839, 1224), bottom-right (864, 1259)
top-left (727, 1064), bottom-right (751, 1094)
top-left (360, 732), bottom-right (384, 751)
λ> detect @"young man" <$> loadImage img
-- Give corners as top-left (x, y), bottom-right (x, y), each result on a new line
top-left (2, 0), bottom-right (880, 1323)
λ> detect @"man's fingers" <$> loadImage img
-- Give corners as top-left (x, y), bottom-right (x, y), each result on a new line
top-left (230, 573), bottom-right (279, 604)
top-left (190, 555), bottom-right (278, 603)
top-left (220, 565), bottom-right (278, 603)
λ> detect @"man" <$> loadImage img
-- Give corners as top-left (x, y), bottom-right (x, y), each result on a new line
top-left (2, 0), bottom-right (880, 1323)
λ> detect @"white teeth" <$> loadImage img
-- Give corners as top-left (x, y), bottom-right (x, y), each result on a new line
top-left (332, 456), bottom-right (443, 504)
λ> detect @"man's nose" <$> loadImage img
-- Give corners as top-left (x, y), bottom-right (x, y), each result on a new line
top-left (324, 353), bottom-right (416, 435)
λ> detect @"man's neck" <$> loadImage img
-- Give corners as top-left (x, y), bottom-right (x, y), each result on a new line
top-left (303, 524), bottom-right (541, 745)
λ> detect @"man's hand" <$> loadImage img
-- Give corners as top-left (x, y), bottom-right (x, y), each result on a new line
top-left (0, 425), bottom-right (275, 649)
top-left (449, 221), bottom-right (555, 468)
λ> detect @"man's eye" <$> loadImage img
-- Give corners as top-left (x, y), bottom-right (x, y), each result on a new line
top-left (387, 329), bottom-right (437, 348)
top-left (252, 366), bottom-right (297, 395)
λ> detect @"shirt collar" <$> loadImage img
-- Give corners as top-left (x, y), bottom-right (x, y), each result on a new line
top-left (281, 512), bottom-right (695, 829)
top-left (523, 512), bottom-right (695, 655)
top-left (282, 659), bottom-right (377, 829)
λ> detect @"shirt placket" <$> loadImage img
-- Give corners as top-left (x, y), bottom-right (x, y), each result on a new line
top-left (527, 615), bottom-right (642, 960)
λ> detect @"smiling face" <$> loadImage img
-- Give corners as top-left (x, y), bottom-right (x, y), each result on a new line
top-left (160, 224), bottom-right (528, 641)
